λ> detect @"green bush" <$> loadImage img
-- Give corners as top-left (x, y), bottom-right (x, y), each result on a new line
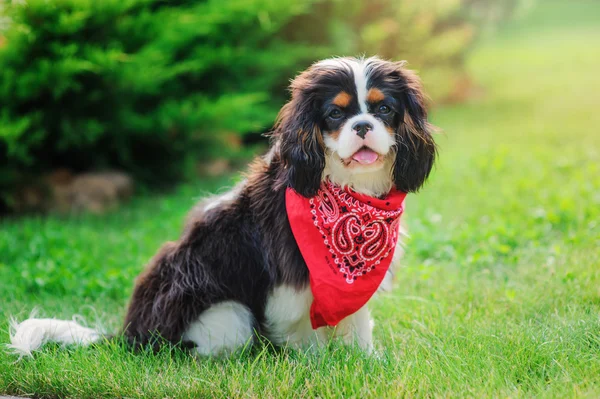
top-left (0, 0), bottom-right (324, 207)
top-left (0, 0), bottom-right (524, 210)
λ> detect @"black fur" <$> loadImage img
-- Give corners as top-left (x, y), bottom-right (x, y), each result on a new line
top-left (123, 156), bottom-right (308, 344)
top-left (122, 57), bottom-right (436, 347)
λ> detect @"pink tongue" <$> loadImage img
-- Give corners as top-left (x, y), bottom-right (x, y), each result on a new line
top-left (352, 149), bottom-right (379, 165)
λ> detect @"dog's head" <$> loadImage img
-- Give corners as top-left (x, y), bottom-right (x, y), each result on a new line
top-left (275, 57), bottom-right (436, 197)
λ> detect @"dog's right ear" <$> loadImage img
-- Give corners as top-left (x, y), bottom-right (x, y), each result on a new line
top-left (275, 72), bottom-right (326, 198)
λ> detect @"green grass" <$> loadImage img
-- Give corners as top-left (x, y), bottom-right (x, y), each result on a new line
top-left (2, 1), bottom-right (600, 397)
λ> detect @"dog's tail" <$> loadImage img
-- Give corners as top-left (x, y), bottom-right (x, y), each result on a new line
top-left (8, 316), bottom-right (103, 357)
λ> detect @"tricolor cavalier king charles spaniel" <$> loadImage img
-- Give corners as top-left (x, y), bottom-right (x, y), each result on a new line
top-left (10, 56), bottom-right (436, 356)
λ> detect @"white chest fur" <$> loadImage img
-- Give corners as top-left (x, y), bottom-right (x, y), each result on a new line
top-left (263, 285), bottom-right (374, 351)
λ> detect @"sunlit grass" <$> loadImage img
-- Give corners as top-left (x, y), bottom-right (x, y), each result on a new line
top-left (1, 1), bottom-right (600, 397)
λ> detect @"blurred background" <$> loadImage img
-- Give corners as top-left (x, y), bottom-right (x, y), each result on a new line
top-left (0, 0), bottom-right (531, 214)
top-left (2, 3), bottom-right (600, 394)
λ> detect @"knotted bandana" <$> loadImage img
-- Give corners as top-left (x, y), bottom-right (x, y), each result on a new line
top-left (286, 180), bottom-right (406, 329)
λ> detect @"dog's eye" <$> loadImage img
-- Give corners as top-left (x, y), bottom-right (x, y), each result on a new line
top-left (328, 109), bottom-right (343, 120)
top-left (378, 104), bottom-right (391, 115)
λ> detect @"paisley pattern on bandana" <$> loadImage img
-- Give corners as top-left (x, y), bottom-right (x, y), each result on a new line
top-left (286, 180), bottom-right (407, 328)
top-left (309, 184), bottom-right (403, 284)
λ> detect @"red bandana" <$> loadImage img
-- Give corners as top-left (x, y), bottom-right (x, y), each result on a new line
top-left (286, 181), bottom-right (407, 329)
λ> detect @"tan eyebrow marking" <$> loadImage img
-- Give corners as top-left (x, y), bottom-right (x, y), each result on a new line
top-left (367, 88), bottom-right (385, 103)
top-left (332, 91), bottom-right (352, 108)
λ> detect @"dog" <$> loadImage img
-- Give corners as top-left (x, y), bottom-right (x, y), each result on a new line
top-left (9, 56), bottom-right (436, 356)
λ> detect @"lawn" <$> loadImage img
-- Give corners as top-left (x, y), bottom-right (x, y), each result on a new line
top-left (1, 1), bottom-right (600, 397)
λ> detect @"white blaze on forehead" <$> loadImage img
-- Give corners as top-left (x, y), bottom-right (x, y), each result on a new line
top-left (348, 59), bottom-right (369, 113)
top-left (314, 57), bottom-right (373, 113)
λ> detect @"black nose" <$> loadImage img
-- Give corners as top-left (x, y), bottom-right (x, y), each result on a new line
top-left (352, 121), bottom-right (373, 139)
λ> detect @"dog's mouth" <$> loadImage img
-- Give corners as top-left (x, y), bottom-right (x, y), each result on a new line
top-left (342, 147), bottom-right (381, 166)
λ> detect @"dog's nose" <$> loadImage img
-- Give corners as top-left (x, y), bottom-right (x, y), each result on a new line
top-left (352, 121), bottom-right (373, 139)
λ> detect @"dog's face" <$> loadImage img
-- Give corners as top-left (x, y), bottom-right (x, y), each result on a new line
top-left (276, 57), bottom-right (436, 198)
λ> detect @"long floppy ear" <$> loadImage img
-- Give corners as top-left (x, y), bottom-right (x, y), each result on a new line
top-left (275, 73), bottom-right (326, 197)
top-left (392, 64), bottom-right (437, 193)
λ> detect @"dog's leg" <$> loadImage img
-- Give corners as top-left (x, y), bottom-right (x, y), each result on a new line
top-left (183, 301), bottom-right (254, 356)
top-left (264, 285), bottom-right (331, 349)
top-left (334, 305), bottom-right (374, 352)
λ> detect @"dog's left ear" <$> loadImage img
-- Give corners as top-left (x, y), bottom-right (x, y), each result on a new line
top-left (392, 64), bottom-right (437, 193)
top-left (275, 71), bottom-right (326, 197)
